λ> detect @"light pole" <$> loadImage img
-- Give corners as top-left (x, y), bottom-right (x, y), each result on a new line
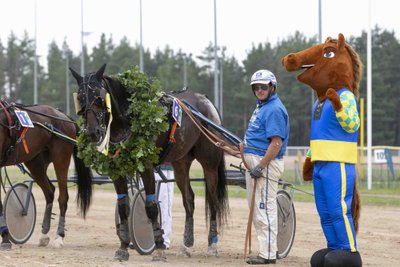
top-left (80, 0), bottom-right (84, 76)
top-left (219, 58), bottom-right (223, 120)
top-left (34, 0), bottom-right (38, 104)
top-left (367, 0), bottom-right (372, 189)
top-left (139, 0), bottom-right (144, 72)
top-left (213, 0), bottom-right (219, 111)
top-left (63, 39), bottom-right (70, 116)
top-left (313, 0), bottom-right (322, 107)
top-left (183, 54), bottom-right (187, 88)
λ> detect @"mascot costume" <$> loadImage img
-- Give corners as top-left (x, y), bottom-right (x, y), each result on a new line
top-left (282, 33), bottom-right (362, 267)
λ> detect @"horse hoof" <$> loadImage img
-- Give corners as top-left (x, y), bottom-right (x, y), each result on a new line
top-left (152, 249), bottom-right (167, 262)
top-left (113, 248), bottom-right (129, 261)
top-left (53, 236), bottom-right (64, 248)
top-left (1, 242), bottom-right (12, 250)
top-left (178, 243), bottom-right (192, 258)
top-left (39, 234), bottom-right (50, 247)
top-left (207, 243), bottom-right (219, 257)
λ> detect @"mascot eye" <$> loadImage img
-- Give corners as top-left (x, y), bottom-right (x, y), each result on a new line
top-left (323, 51), bottom-right (335, 58)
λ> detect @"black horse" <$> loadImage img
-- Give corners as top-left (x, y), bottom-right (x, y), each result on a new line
top-left (70, 64), bottom-right (229, 261)
top-left (0, 101), bottom-right (92, 249)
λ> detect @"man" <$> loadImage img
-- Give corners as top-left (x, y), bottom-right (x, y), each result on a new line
top-left (155, 164), bottom-right (175, 249)
top-left (243, 69), bottom-right (290, 265)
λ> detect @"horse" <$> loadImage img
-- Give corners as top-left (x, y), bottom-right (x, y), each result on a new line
top-left (69, 64), bottom-right (229, 261)
top-left (282, 33), bottom-right (363, 266)
top-left (0, 101), bottom-right (93, 250)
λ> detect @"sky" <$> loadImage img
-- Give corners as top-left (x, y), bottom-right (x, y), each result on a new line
top-left (0, 0), bottom-right (398, 68)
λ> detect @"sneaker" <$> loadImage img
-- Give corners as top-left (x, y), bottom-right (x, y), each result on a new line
top-left (246, 256), bottom-right (276, 265)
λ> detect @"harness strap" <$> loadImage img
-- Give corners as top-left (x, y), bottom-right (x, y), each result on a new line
top-left (169, 121), bottom-right (178, 143)
top-left (0, 101), bottom-right (13, 136)
top-left (20, 127), bottom-right (29, 154)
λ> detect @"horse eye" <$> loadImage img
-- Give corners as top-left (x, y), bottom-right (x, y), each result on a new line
top-left (94, 97), bottom-right (104, 106)
top-left (324, 51), bottom-right (335, 58)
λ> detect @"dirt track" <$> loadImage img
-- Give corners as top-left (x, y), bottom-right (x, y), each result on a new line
top-left (0, 187), bottom-right (399, 267)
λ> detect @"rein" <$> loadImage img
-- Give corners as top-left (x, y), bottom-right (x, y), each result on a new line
top-left (172, 97), bottom-right (242, 158)
top-left (12, 103), bottom-right (76, 124)
top-left (0, 101), bottom-right (13, 136)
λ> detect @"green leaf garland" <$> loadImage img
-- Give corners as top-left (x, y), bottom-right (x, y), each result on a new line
top-left (77, 66), bottom-right (169, 180)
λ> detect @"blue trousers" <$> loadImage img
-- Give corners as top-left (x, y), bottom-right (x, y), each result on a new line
top-left (313, 161), bottom-right (357, 252)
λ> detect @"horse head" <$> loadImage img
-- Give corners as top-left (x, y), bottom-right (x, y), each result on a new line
top-left (70, 64), bottom-right (110, 144)
top-left (282, 33), bottom-right (362, 100)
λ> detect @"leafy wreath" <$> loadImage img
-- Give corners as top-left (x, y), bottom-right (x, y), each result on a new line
top-left (77, 67), bottom-right (169, 181)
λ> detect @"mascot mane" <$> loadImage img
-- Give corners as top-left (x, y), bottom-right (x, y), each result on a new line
top-left (325, 36), bottom-right (363, 98)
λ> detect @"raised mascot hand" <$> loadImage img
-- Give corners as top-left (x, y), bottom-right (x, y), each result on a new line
top-left (302, 157), bottom-right (314, 181)
top-left (326, 88), bottom-right (342, 111)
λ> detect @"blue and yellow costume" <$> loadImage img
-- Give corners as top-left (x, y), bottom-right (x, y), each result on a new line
top-left (308, 88), bottom-right (360, 251)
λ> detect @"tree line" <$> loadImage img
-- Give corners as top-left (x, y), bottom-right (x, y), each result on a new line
top-left (0, 26), bottom-right (399, 146)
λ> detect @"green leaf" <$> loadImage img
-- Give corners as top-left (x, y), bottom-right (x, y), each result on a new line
top-left (76, 66), bottom-right (168, 181)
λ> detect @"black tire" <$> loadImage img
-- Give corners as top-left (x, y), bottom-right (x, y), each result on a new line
top-left (276, 189), bottom-right (296, 259)
top-left (4, 183), bottom-right (36, 244)
top-left (129, 188), bottom-right (161, 255)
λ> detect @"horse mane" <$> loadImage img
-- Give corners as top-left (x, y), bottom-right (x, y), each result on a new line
top-left (103, 76), bottom-right (130, 118)
top-left (325, 37), bottom-right (363, 99)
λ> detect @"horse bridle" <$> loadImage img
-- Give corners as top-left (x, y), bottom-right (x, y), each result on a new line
top-left (78, 73), bottom-right (109, 141)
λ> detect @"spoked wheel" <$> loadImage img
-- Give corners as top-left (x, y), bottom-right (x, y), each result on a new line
top-left (129, 188), bottom-right (161, 255)
top-left (4, 183), bottom-right (36, 244)
top-left (276, 189), bottom-right (296, 259)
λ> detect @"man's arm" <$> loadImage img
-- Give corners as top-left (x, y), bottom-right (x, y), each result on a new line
top-left (259, 136), bottom-right (283, 168)
top-left (250, 136), bottom-right (283, 179)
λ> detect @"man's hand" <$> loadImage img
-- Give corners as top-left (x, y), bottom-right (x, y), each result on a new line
top-left (250, 164), bottom-right (264, 179)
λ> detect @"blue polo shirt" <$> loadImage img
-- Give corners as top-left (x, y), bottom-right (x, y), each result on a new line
top-left (244, 93), bottom-right (289, 159)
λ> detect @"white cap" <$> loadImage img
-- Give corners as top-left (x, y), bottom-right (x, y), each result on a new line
top-left (250, 69), bottom-right (277, 86)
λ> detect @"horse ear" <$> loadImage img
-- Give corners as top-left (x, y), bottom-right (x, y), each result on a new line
top-left (95, 64), bottom-right (107, 80)
top-left (338, 33), bottom-right (345, 50)
top-left (69, 67), bottom-right (83, 84)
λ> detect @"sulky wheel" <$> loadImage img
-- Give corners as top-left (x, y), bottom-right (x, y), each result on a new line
top-left (129, 188), bottom-right (161, 255)
top-left (276, 189), bottom-right (296, 259)
top-left (4, 183), bottom-right (36, 244)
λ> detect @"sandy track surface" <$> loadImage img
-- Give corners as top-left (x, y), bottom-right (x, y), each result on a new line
top-left (0, 187), bottom-right (399, 267)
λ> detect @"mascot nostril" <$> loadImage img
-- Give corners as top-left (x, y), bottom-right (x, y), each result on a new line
top-left (282, 33), bottom-right (363, 267)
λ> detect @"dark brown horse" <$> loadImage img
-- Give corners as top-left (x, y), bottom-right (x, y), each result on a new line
top-left (70, 64), bottom-right (229, 261)
top-left (0, 101), bottom-right (92, 250)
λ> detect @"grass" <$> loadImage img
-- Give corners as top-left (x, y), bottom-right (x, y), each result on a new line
top-left (3, 165), bottom-right (399, 207)
top-left (188, 168), bottom-right (400, 207)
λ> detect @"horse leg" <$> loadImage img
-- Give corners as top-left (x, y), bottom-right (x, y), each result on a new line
top-left (113, 176), bottom-right (130, 261)
top-left (25, 159), bottom-right (56, 247)
top-left (51, 157), bottom-right (71, 248)
top-left (203, 168), bottom-right (219, 257)
top-left (141, 167), bottom-right (167, 261)
top-left (0, 200), bottom-right (11, 250)
top-left (172, 160), bottom-right (195, 257)
top-left (196, 145), bottom-right (227, 257)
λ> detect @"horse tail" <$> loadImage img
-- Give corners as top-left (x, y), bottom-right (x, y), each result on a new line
top-left (216, 154), bottom-right (229, 225)
top-left (73, 125), bottom-right (93, 218)
top-left (351, 178), bottom-right (361, 234)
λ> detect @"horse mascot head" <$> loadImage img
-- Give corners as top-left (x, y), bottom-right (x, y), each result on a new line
top-left (282, 33), bottom-right (363, 267)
